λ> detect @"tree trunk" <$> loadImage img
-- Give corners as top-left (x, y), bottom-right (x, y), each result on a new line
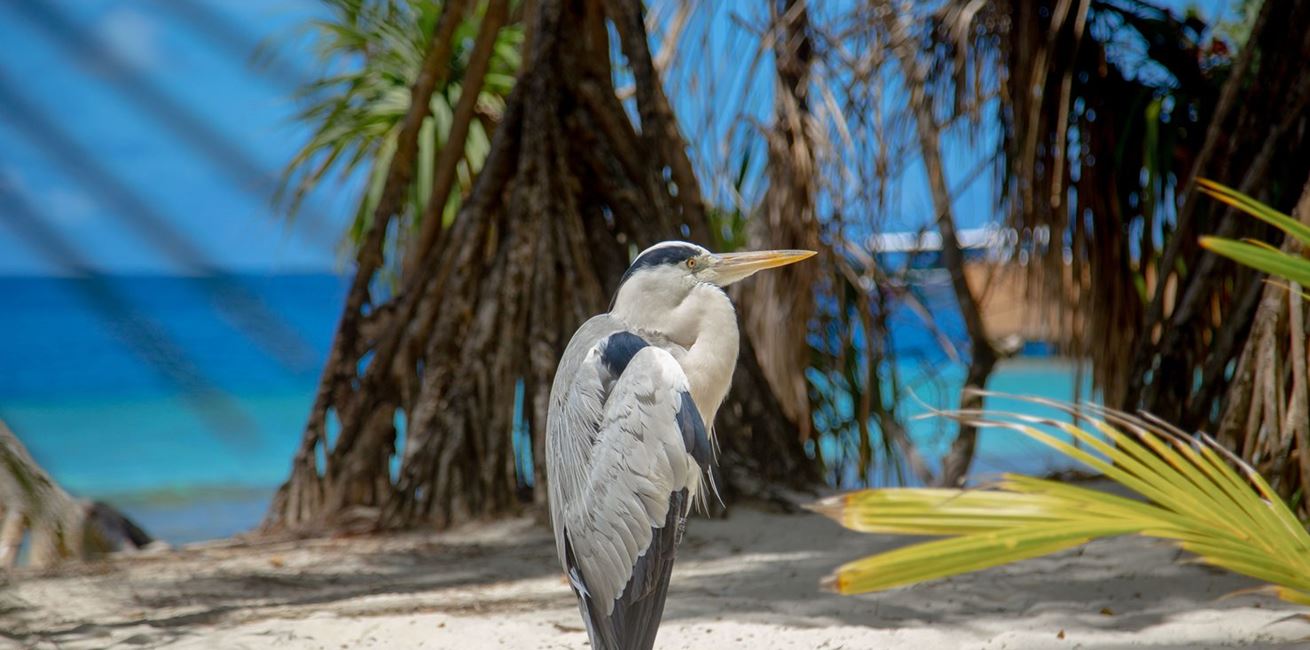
top-left (740, 0), bottom-right (823, 446)
top-left (0, 420), bottom-right (152, 567)
top-left (264, 0), bottom-right (817, 535)
top-left (893, 9), bottom-right (999, 487)
top-left (0, 421), bottom-right (84, 567)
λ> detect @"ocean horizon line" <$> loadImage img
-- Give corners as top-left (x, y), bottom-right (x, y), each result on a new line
top-left (92, 482), bottom-right (278, 507)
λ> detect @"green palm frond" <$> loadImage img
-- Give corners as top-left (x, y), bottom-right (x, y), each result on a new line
top-left (811, 393), bottom-right (1310, 605)
top-left (279, 0), bottom-right (521, 250)
top-left (1198, 178), bottom-right (1310, 286)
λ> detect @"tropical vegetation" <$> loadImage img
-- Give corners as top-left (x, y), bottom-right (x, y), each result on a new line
top-left (818, 182), bottom-right (1310, 603)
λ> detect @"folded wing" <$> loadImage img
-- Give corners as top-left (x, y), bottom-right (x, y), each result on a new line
top-left (547, 324), bottom-right (712, 650)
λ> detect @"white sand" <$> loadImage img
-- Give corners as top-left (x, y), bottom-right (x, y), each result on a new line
top-left (3, 502), bottom-right (1308, 649)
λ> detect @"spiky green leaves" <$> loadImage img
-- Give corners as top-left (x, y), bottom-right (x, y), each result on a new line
top-left (1199, 178), bottom-right (1310, 287)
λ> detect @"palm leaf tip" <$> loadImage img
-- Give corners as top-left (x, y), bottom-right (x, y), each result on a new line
top-left (1198, 178), bottom-right (1310, 246)
top-left (805, 494), bottom-right (849, 521)
top-left (819, 570), bottom-right (843, 594)
top-left (1276, 587), bottom-right (1310, 606)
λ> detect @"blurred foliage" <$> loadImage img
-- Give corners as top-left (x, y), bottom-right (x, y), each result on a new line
top-left (277, 0), bottom-right (521, 260)
top-left (987, 0), bottom-right (1228, 414)
top-left (1215, 0), bottom-right (1262, 49)
top-left (705, 148), bottom-right (754, 253)
top-left (653, 0), bottom-right (1281, 488)
top-left (814, 396), bottom-right (1310, 605)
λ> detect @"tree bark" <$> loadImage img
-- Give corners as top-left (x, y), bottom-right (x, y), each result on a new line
top-left (0, 420), bottom-right (152, 567)
top-left (264, 0), bottom-right (473, 531)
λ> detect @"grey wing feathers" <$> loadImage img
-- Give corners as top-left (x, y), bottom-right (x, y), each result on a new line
top-left (546, 320), bottom-right (713, 650)
top-left (566, 489), bottom-right (686, 650)
top-left (564, 343), bottom-right (695, 609)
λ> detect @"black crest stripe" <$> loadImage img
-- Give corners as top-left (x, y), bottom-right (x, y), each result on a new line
top-left (615, 245), bottom-right (702, 290)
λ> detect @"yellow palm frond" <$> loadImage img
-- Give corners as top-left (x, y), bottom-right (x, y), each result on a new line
top-left (812, 393), bottom-right (1310, 603)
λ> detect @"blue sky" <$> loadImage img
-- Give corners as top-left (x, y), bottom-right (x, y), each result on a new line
top-left (0, 0), bottom-right (351, 275)
top-left (0, 0), bottom-right (1237, 275)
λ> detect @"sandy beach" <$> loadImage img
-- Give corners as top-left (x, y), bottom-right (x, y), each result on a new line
top-left (3, 499), bottom-right (1307, 650)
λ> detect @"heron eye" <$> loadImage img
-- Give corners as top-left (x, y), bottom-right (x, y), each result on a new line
top-left (686, 258), bottom-right (697, 269)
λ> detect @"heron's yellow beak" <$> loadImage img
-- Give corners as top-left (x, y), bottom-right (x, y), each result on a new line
top-left (709, 249), bottom-right (816, 286)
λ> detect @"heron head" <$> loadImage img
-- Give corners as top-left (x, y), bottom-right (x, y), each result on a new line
top-left (610, 241), bottom-right (816, 416)
top-left (611, 241), bottom-right (816, 313)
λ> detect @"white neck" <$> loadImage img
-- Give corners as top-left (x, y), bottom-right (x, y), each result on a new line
top-left (678, 285), bottom-right (739, 426)
top-left (612, 283), bottom-right (739, 426)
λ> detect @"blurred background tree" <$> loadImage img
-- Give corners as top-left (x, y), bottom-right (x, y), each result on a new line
top-left (643, 0), bottom-right (1310, 492)
top-left (949, 0), bottom-right (1310, 500)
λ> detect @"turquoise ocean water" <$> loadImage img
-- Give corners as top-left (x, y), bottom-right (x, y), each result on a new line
top-left (0, 274), bottom-right (1090, 543)
top-left (1, 275), bottom-right (342, 543)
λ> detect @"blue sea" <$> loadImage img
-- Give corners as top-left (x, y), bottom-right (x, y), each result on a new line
top-left (0, 274), bottom-right (1090, 544)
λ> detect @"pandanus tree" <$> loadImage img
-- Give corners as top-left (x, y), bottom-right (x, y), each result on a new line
top-left (263, 0), bottom-right (817, 533)
top-left (657, 0), bottom-right (1002, 488)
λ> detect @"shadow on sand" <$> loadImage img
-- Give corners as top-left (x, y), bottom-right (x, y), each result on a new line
top-left (4, 504), bottom-right (1308, 648)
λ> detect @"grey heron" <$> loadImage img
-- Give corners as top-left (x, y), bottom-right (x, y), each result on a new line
top-left (546, 241), bottom-right (815, 649)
